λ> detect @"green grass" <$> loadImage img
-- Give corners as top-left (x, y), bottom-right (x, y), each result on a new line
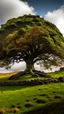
top-left (25, 100), bottom-right (64, 114)
top-left (0, 73), bottom-right (44, 81)
top-left (0, 72), bottom-right (16, 81)
top-left (16, 70), bottom-right (64, 81)
top-left (49, 70), bottom-right (64, 79)
top-left (0, 71), bottom-right (64, 113)
top-left (0, 76), bottom-right (10, 81)
top-left (0, 70), bottom-right (64, 81)
top-left (19, 74), bottom-right (45, 81)
top-left (0, 83), bottom-right (64, 113)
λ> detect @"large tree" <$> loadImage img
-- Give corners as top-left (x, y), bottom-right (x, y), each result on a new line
top-left (0, 26), bottom-right (64, 79)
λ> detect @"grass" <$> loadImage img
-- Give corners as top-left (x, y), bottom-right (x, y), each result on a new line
top-left (19, 70), bottom-right (64, 81)
top-left (49, 70), bottom-right (64, 79)
top-left (0, 83), bottom-right (64, 113)
top-left (0, 70), bottom-right (64, 113)
top-left (24, 100), bottom-right (64, 114)
top-left (19, 74), bottom-right (46, 81)
top-left (0, 70), bottom-right (64, 81)
top-left (0, 72), bottom-right (16, 81)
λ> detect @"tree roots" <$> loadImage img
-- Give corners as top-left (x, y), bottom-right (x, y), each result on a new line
top-left (8, 69), bottom-right (49, 80)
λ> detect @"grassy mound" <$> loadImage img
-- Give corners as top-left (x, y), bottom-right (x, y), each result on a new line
top-left (0, 83), bottom-right (64, 113)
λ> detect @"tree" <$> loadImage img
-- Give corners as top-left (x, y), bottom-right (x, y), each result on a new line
top-left (0, 26), bottom-right (64, 79)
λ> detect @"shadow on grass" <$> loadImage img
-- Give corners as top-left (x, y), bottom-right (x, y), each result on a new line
top-left (0, 86), bottom-right (28, 91)
top-left (23, 99), bottom-right (64, 114)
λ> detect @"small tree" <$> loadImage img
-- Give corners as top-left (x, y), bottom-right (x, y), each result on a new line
top-left (0, 26), bottom-right (64, 78)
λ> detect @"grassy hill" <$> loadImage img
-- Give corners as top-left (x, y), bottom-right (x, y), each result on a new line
top-left (0, 70), bottom-right (64, 114)
top-left (0, 83), bottom-right (64, 114)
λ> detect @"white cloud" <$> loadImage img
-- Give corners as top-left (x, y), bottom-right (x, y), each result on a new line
top-left (0, 0), bottom-right (36, 25)
top-left (45, 5), bottom-right (64, 36)
top-left (0, 62), bottom-right (26, 73)
top-left (11, 61), bottom-right (26, 72)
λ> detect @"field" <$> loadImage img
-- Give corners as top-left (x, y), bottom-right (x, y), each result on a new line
top-left (0, 83), bottom-right (64, 114)
top-left (0, 70), bottom-right (64, 114)
top-left (0, 72), bottom-right (16, 81)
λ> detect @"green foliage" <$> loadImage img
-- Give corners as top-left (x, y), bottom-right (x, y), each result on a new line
top-left (48, 70), bottom-right (64, 79)
top-left (24, 26), bottom-right (49, 46)
top-left (0, 15), bottom-right (64, 67)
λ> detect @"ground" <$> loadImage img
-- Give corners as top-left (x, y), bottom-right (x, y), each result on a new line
top-left (0, 70), bottom-right (64, 81)
top-left (0, 70), bottom-right (64, 114)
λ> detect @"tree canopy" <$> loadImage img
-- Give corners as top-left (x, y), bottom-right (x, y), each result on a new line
top-left (0, 25), bottom-right (64, 66)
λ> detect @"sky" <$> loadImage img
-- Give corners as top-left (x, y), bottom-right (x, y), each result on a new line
top-left (22, 0), bottom-right (63, 16)
top-left (0, 0), bottom-right (64, 73)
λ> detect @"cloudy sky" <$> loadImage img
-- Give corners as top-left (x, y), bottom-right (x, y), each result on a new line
top-left (0, 0), bottom-right (64, 73)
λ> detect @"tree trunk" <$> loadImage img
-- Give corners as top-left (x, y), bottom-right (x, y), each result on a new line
top-left (8, 60), bottom-right (38, 80)
top-left (26, 60), bottom-right (39, 77)
top-left (8, 60), bottom-right (48, 80)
